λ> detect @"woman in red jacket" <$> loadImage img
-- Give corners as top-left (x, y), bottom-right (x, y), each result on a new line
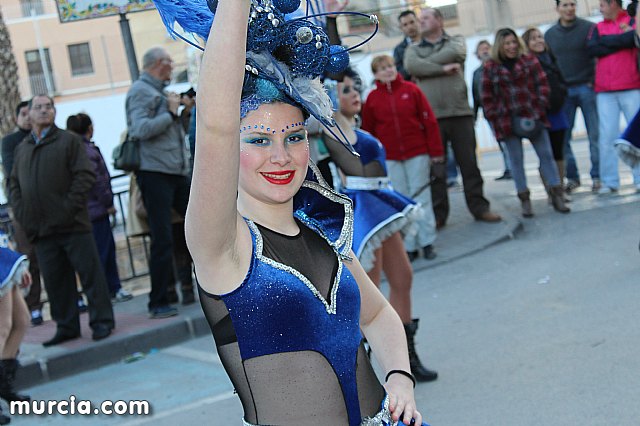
top-left (361, 55), bottom-right (444, 261)
top-left (482, 28), bottom-right (570, 217)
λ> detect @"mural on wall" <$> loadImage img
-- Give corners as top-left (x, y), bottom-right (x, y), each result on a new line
top-left (56, 0), bottom-right (155, 22)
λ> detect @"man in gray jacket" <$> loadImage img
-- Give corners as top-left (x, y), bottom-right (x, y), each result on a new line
top-left (126, 47), bottom-right (191, 319)
top-left (404, 8), bottom-right (501, 227)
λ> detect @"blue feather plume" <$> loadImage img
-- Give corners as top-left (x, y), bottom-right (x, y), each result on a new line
top-left (152, 0), bottom-right (214, 41)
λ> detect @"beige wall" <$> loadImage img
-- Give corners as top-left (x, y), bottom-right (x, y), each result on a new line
top-left (344, 0), bottom-right (600, 55)
top-left (4, 0), bottom-right (190, 102)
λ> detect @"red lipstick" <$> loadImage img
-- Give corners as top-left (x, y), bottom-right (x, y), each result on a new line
top-left (260, 170), bottom-right (295, 185)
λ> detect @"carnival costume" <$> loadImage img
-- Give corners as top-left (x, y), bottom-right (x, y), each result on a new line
top-left (615, 107), bottom-right (640, 169)
top-left (328, 129), bottom-right (419, 271)
top-left (0, 236), bottom-right (29, 299)
top-left (152, 0), bottom-right (428, 424)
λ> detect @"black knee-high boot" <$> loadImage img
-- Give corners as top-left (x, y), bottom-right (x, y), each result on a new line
top-left (0, 405), bottom-right (9, 425)
top-left (403, 319), bottom-right (438, 382)
top-left (0, 359), bottom-right (30, 403)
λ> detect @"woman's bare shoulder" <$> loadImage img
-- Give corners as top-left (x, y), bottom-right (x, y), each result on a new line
top-left (192, 214), bottom-right (254, 296)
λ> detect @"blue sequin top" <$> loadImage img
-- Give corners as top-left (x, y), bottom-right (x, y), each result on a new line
top-left (198, 164), bottom-right (385, 425)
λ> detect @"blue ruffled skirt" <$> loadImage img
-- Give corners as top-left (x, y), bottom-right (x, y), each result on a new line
top-left (343, 188), bottom-right (418, 271)
top-left (0, 246), bottom-right (29, 298)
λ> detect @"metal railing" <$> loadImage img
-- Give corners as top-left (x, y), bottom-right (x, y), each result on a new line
top-left (110, 173), bottom-right (151, 282)
top-left (0, 174), bottom-right (151, 283)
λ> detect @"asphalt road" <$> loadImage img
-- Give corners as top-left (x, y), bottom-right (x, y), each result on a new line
top-left (6, 141), bottom-right (640, 426)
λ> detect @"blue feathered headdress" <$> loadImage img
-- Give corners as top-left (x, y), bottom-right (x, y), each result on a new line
top-left (151, 0), bottom-right (378, 154)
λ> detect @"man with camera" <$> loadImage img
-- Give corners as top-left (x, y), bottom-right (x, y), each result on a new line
top-left (125, 47), bottom-right (191, 319)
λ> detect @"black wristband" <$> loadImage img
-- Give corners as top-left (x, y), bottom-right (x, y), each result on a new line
top-left (168, 110), bottom-right (177, 120)
top-left (385, 369), bottom-right (416, 388)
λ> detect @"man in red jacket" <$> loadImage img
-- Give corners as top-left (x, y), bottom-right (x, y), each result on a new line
top-left (361, 55), bottom-right (443, 261)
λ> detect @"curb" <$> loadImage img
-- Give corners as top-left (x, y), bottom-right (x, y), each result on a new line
top-left (16, 315), bottom-right (211, 390)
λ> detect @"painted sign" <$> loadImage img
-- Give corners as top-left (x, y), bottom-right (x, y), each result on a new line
top-left (56, 0), bottom-right (156, 22)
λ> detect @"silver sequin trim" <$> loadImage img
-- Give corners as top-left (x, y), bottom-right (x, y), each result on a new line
top-left (361, 395), bottom-right (396, 425)
top-left (247, 219), bottom-right (343, 315)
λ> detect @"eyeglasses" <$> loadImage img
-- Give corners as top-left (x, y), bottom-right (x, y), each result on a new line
top-left (32, 103), bottom-right (53, 111)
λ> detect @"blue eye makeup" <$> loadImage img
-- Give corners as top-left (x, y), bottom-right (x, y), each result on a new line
top-left (242, 137), bottom-right (271, 146)
top-left (286, 133), bottom-right (307, 144)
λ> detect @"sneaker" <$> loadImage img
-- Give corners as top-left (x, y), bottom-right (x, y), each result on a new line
top-left (422, 245), bottom-right (437, 260)
top-left (406, 251), bottom-right (419, 262)
top-left (598, 186), bottom-right (617, 195)
top-left (31, 309), bottom-right (43, 326)
top-left (149, 305), bottom-right (178, 319)
top-left (112, 288), bottom-right (133, 303)
top-left (591, 179), bottom-right (601, 192)
top-left (565, 179), bottom-right (580, 193)
top-left (77, 297), bottom-right (88, 313)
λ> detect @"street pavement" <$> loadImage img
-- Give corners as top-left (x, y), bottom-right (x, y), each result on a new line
top-left (4, 139), bottom-right (640, 425)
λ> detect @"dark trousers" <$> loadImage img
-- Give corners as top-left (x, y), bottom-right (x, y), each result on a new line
top-left (35, 232), bottom-right (115, 336)
top-left (431, 116), bottom-right (491, 223)
top-left (10, 213), bottom-right (43, 311)
top-left (136, 171), bottom-right (190, 310)
top-left (92, 216), bottom-right (121, 296)
top-left (548, 129), bottom-right (566, 161)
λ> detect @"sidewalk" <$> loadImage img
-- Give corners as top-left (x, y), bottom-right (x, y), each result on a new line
top-left (14, 186), bottom-right (522, 390)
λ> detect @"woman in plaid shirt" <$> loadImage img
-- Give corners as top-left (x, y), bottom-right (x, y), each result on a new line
top-left (482, 28), bottom-right (570, 217)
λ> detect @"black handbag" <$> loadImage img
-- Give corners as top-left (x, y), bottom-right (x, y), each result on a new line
top-left (112, 133), bottom-right (140, 172)
top-left (511, 115), bottom-right (543, 139)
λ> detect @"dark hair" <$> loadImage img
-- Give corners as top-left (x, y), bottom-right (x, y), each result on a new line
top-left (15, 101), bottom-right (29, 118)
top-left (398, 10), bottom-right (416, 21)
top-left (66, 113), bottom-right (92, 136)
top-left (343, 67), bottom-right (363, 93)
top-left (28, 94), bottom-right (54, 109)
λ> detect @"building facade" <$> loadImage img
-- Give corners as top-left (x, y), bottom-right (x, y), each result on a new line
top-left (3, 0), bottom-right (190, 102)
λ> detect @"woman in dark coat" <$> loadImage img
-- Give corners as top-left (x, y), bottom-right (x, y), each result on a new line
top-left (67, 114), bottom-right (132, 303)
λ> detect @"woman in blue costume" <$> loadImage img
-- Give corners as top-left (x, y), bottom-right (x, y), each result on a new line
top-left (0, 242), bottom-right (32, 425)
top-left (151, 0), bottom-right (429, 424)
top-left (322, 70), bottom-right (438, 383)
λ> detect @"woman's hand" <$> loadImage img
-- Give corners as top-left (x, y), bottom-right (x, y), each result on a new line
top-left (384, 374), bottom-right (422, 425)
top-left (20, 271), bottom-right (32, 289)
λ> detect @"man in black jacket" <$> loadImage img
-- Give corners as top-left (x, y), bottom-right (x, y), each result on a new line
top-left (9, 95), bottom-right (114, 346)
top-left (1, 101), bottom-right (44, 325)
top-left (393, 10), bottom-right (421, 81)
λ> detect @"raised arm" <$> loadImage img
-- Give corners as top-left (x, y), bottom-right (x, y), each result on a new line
top-left (185, 1), bottom-right (251, 273)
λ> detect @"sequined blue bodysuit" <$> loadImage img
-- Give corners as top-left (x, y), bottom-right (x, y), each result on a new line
top-left (198, 165), bottom-right (390, 425)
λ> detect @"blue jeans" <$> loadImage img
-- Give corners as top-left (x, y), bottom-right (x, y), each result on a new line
top-left (563, 84), bottom-right (600, 181)
top-left (597, 89), bottom-right (640, 189)
top-left (446, 143), bottom-right (458, 183)
top-left (503, 129), bottom-right (560, 193)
